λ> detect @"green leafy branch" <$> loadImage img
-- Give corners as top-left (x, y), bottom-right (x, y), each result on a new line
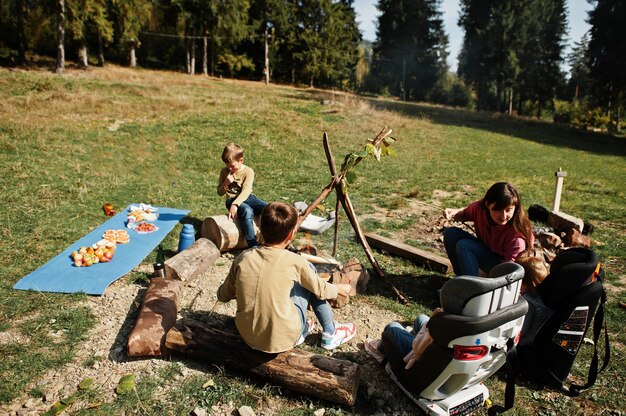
top-left (339, 127), bottom-right (397, 187)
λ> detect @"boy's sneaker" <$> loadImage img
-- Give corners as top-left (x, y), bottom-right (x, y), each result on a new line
top-left (321, 322), bottom-right (356, 350)
top-left (296, 319), bottom-right (315, 346)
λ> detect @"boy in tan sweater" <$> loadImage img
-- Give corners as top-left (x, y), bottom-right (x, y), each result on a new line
top-left (216, 143), bottom-right (267, 247)
top-left (217, 202), bottom-right (356, 353)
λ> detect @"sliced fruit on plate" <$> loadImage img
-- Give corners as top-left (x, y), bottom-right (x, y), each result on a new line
top-left (135, 222), bottom-right (158, 233)
top-left (102, 229), bottom-right (130, 244)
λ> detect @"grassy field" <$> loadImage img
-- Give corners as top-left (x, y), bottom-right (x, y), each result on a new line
top-left (0, 65), bottom-right (624, 415)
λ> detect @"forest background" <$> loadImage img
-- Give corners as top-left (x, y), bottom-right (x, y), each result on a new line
top-left (1, 0), bottom-right (625, 133)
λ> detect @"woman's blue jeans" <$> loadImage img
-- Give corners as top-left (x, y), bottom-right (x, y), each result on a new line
top-left (382, 314), bottom-right (430, 356)
top-left (226, 195), bottom-right (267, 247)
top-left (443, 227), bottom-right (503, 276)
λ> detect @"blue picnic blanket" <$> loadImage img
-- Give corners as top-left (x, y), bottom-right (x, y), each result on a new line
top-left (13, 205), bottom-right (190, 295)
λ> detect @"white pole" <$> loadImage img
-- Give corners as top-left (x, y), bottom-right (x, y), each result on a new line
top-left (552, 168), bottom-right (568, 212)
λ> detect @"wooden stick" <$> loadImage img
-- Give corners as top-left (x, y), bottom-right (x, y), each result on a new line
top-left (295, 130), bottom-right (410, 303)
top-left (364, 232), bottom-right (452, 274)
top-left (295, 177), bottom-right (336, 230)
top-left (332, 196), bottom-right (340, 257)
top-left (323, 132), bottom-right (338, 178)
top-left (339, 127), bottom-right (392, 177)
top-left (323, 132), bottom-right (341, 257)
top-left (335, 188), bottom-right (409, 304)
top-left (336, 185), bottom-right (385, 279)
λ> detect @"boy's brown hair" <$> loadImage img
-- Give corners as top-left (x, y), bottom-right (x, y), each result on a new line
top-left (517, 255), bottom-right (549, 296)
top-left (221, 143), bottom-right (244, 164)
top-left (260, 202), bottom-right (298, 245)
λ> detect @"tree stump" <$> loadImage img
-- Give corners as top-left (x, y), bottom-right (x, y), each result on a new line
top-left (201, 215), bottom-right (262, 251)
top-left (165, 318), bottom-right (360, 406)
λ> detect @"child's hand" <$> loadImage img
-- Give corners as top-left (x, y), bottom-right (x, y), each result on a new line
top-left (228, 204), bottom-right (238, 220)
top-left (443, 208), bottom-right (460, 220)
top-left (403, 349), bottom-right (417, 370)
top-left (336, 283), bottom-right (352, 297)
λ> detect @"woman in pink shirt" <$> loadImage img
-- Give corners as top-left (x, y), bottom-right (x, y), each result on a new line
top-left (443, 182), bottom-right (534, 276)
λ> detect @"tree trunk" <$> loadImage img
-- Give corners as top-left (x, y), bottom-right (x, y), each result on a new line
top-left (264, 28), bottom-right (270, 85)
top-left (97, 32), bottom-right (105, 66)
top-left (78, 44), bottom-right (88, 68)
top-left (129, 42), bottom-right (137, 67)
top-left (202, 36), bottom-right (208, 76)
top-left (16, 0), bottom-right (26, 65)
top-left (165, 318), bottom-right (360, 406)
top-left (190, 38), bottom-right (195, 75)
top-left (55, 0), bottom-right (65, 74)
top-left (210, 37), bottom-right (215, 76)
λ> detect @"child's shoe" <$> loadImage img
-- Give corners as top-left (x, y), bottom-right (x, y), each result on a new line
top-left (295, 319), bottom-right (315, 346)
top-left (364, 338), bottom-right (385, 364)
top-left (321, 322), bottom-right (356, 350)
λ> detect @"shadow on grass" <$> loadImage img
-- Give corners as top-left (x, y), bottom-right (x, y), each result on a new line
top-left (366, 269), bottom-right (449, 311)
top-left (366, 98), bottom-right (626, 157)
top-left (295, 88), bottom-right (626, 157)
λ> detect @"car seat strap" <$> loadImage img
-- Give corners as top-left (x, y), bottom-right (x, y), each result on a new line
top-left (568, 289), bottom-right (610, 396)
top-left (488, 339), bottom-right (517, 415)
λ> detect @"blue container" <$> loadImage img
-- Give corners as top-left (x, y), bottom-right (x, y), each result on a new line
top-left (177, 223), bottom-right (195, 252)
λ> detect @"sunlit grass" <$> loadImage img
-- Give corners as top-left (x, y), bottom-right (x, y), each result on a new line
top-left (0, 65), bottom-right (624, 414)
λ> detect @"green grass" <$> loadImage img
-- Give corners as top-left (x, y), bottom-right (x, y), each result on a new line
top-left (0, 65), bottom-right (624, 415)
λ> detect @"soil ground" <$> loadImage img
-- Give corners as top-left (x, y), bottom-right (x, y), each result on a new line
top-left (1, 206), bottom-right (450, 416)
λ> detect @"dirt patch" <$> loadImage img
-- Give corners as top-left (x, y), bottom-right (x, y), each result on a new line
top-left (1, 249), bottom-right (425, 415)
top-left (0, 330), bottom-right (29, 346)
top-left (1, 196), bottom-right (459, 415)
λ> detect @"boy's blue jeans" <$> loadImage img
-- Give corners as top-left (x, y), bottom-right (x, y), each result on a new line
top-left (382, 314), bottom-right (430, 356)
top-left (443, 227), bottom-right (503, 276)
top-left (290, 266), bottom-right (336, 336)
top-left (226, 195), bottom-right (268, 247)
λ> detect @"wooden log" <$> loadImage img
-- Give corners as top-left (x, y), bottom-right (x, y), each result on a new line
top-left (364, 232), bottom-right (452, 274)
top-left (201, 215), bottom-right (261, 252)
top-left (164, 238), bottom-right (221, 282)
top-left (328, 258), bottom-right (370, 308)
top-left (547, 210), bottom-right (584, 233)
top-left (127, 277), bottom-right (182, 357)
top-left (165, 318), bottom-right (360, 406)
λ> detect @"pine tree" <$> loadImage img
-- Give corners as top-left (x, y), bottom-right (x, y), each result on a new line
top-left (587, 0), bottom-right (626, 131)
top-left (566, 34), bottom-right (591, 101)
top-left (110, 0), bottom-right (152, 67)
top-left (516, 0), bottom-right (567, 117)
top-left (458, 0), bottom-right (566, 114)
top-left (372, 0), bottom-right (448, 101)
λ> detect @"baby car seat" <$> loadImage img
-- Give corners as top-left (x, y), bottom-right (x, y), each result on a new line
top-left (381, 262), bottom-right (528, 416)
top-left (515, 247), bottom-right (609, 394)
